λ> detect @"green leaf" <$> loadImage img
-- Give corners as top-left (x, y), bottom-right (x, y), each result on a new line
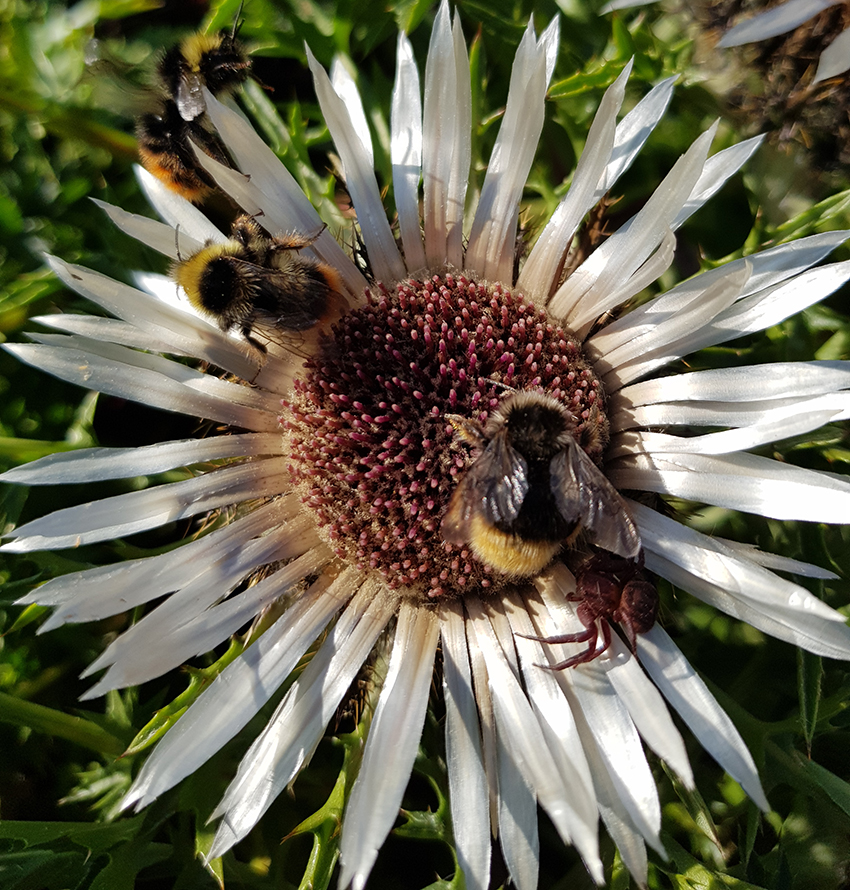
top-left (796, 646), bottom-right (823, 754)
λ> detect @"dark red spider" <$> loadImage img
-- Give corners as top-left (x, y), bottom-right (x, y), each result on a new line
top-left (535, 552), bottom-right (658, 670)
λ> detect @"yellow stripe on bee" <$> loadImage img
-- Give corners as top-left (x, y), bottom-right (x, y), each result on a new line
top-left (180, 33), bottom-right (223, 71)
top-left (467, 514), bottom-right (561, 578)
top-left (174, 242), bottom-right (235, 309)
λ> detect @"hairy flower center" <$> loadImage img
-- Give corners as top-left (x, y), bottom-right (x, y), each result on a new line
top-left (284, 274), bottom-right (609, 598)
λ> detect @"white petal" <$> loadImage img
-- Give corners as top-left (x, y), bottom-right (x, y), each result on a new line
top-left (464, 613), bottom-right (539, 890)
top-left (4, 458), bottom-right (288, 551)
top-left (391, 32), bottom-right (427, 274)
top-left (602, 637), bottom-right (694, 788)
top-left (716, 539), bottom-right (838, 579)
top-left (440, 604), bottom-right (491, 890)
top-left (209, 580), bottom-right (395, 857)
top-left (44, 255), bottom-right (266, 381)
top-left (608, 260), bottom-right (850, 387)
top-left (92, 198), bottom-right (207, 260)
top-left (615, 360), bottom-right (850, 408)
top-left (466, 17), bottom-right (556, 282)
top-left (123, 567), bottom-right (357, 810)
top-left (609, 405), bottom-right (842, 455)
top-left (637, 625), bottom-right (769, 810)
top-left (814, 25), bottom-right (850, 82)
top-left (422, 0), bottom-right (471, 270)
top-left (82, 544), bottom-right (330, 698)
top-left (339, 602), bottom-right (440, 890)
top-left (718, 0), bottom-right (844, 47)
top-left (550, 125), bottom-right (716, 329)
top-left (2, 433), bottom-right (282, 485)
top-left (468, 601), bottom-right (606, 881)
top-left (632, 498), bottom-right (847, 621)
top-left (307, 47), bottom-right (406, 285)
top-left (200, 91), bottom-right (367, 298)
top-left (330, 56), bottom-right (373, 165)
top-left (600, 0), bottom-right (655, 9)
top-left (3, 341), bottom-right (277, 434)
top-left (611, 449), bottom-right (850, 523)
top-left (671, 135), bottom-right (764, 230)
top-left (595, 260), bottom-right (750, 380)
top-left (30, 314), bottom-right (183, 355)
top-left (603, 75), bottom-right (676, 193)
top-left (134, 166), bottom-right (225, 243)
top-left (22, 500), bottom-right (295, 627)
top-left (518, 61), bottom-right (631, 300)
top-left (592, 231), bottom-right (850, 360)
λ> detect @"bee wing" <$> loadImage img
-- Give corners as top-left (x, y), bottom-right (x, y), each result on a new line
top-left (550, 439), bottom-right (641, 558)
top-left (176, 73), bottom-right (207, 121)
top-left (441, 431), bottom-right (528, 544)
top-left (229, 259), bottom-right (328, 331)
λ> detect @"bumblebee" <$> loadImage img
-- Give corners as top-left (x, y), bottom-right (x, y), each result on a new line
top-left (441, 390), bottom-right (640, 578)
top-left (173, 214), bottom-right (341, 352)
top-left (137, 26), bottom-right (251, 202)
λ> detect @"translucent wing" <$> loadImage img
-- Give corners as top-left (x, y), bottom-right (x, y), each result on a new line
top-left (550, 438), bottom-right (641, 558)
top-left (441, 430), bottom-right (529, 544)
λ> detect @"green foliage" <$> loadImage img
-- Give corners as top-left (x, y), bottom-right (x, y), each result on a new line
top-left (1, 0), bottom-right (850, 888)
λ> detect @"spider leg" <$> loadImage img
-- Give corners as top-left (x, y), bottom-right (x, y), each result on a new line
top-left (538, 623), bottom-right (600, 670)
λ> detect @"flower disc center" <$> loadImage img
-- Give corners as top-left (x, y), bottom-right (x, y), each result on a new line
top-left (284, 274), bottom-right (609, 598)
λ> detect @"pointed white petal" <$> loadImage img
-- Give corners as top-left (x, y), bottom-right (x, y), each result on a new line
top-left (595, 260), bottom-right (750, 380)
top-left (551, 126), bottom-right (716, 328)
top-left (82, 544), bottom-right (329, 697)
top-left (23, 500), bottom-right (295, 626)
top-left (592, 232), bottom-right (850, 361)
top-left (123, 567), bottom-right (358, 810)
top-left (466, 18), bottom-right (555, 282)
top-left (339, 602), bottom-right (440, 890)
top-left (466, 611), bottom-right (540, 890)
top-left (43, 255), bottom-right (266, 381)
top-left (814, 25), bottom-right (850, 82)
top-left (422, 0), bottom-right (471, 270)
top-left (716, 539), bottom-right (838, 579)
top-left (603, 75), bottom-right (676, 193)
top-left (518, 61), bottom-right (630, 300)
top-left (611, 449), bottom-right (850, 524)
top-left (440, 604), bottom-right (491, 890)
top-left (671, 136), bottom-right (764, 230)
top-left (91, 198), bottom-right (207, 260)
top-left (637, 625), bottom-right (769, 810)
top-left (307, 47), bottom-right (406, 285)
top-left (4, 458), bottom-right (288, 551)
top-left (609, 405), bottom-right (843, 456)
top-left (391, 32), bottom-right (427, 274)
top-left (330, 56), bottom-right (373, 165)
top-left (200, 91), bottom-right (367, 298)
top-left (30, 314), bottom-right (185, 355)
top-left (209, 581), bottom-right (395, 858)
top-left (134, 166), bottom-right (225, 243)
top-left (3, 341), bottom-right (277, 434)
top-left (467, 601), bottom-right (603, 880)
top-left (602, 636), bottom-right (694, 787)
top-left (616, 360), bottom-right (850, 408)
top-left (601, 0), bottom-right (654, 9)
top-left (2, 433), bottom-right (282, 485)
top-left (718, 0), bottom-right (843, 47)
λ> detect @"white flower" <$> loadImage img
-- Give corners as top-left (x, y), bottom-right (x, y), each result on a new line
top-left (602, 0), bottom-right (850, 83)
top-left (5, 2), bottom-right (850, 888)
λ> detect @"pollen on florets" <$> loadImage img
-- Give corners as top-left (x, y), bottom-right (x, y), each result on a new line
top-left (283, 274), bottom-right (608, 598)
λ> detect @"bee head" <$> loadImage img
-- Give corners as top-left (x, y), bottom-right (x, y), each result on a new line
top-left (490, 391), bottom-right (575, 461)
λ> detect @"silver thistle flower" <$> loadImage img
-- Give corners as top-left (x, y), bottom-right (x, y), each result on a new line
top-left (5, 3), bottom-right (850, 888)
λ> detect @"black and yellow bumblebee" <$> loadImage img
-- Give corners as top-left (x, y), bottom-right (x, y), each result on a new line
top-left (173, 214), bottom-right (341, 352)
top-left (441, 390), bottom-right (640, 577)
top-left (137, 25), bottom-right (251, 202)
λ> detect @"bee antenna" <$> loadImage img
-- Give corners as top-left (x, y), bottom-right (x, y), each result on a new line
top-left (231, 1), bottom-right (245, 39)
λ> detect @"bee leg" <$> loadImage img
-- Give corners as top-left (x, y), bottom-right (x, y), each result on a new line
top-left (242, 327), bottom-right (268, 354)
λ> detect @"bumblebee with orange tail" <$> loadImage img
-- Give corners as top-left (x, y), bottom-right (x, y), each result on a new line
top-left (173, 215), bottom-right (342, 353)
